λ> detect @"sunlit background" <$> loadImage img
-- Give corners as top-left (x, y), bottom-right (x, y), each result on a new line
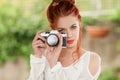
top-left (0, 0), bottom-right (120, 80)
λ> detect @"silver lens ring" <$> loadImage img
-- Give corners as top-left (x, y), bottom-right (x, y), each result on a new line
top-left (47, 34), bottom-right (59, 47)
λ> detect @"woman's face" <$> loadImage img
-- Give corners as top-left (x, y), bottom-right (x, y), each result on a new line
top-left (56, 15), bottom-right (80, 48)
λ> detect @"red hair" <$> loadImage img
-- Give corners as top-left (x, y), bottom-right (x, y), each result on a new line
top-left (47, 0), bottom-right (82, 59)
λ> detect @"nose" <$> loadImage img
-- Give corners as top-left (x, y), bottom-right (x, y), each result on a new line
top-left (67, 31), bottom-right (72, 38)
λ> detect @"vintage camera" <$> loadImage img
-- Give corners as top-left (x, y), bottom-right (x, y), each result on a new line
top-left (40, 30), bottom-right (67, 48)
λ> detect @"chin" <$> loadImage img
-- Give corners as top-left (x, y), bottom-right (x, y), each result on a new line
top-left (67, 44), bottom-right (76, 48)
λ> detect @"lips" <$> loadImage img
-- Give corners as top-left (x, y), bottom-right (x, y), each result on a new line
top-left (67, 40), bottom-right (74, 44)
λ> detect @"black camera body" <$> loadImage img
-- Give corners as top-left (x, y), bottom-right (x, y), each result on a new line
top-left (40, 30), bottom-right (67, 48)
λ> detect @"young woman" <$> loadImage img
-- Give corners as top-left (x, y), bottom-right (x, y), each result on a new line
top-left (28, 0), bottom-right (101, 80)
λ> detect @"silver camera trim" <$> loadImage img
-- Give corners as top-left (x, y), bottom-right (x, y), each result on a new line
top-left (40, 30), bottom-right (67, 48)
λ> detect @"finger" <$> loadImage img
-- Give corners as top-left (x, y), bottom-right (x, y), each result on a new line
top-left (54, 34), bottom-right (62, 55)
top-left (32, 40), bottom-right (44, 47)
top-left (32, 40), bottom-right (45, 47)
top-left (34, 43), bottom-right (46, 48)
top-left (50, 47), bottom-right (54, 52)
top-left (37, 30), bottom-right (46, 42)
top-left (45, 42), bottom-right (51, 53)
top-left (33, 40), bottom-right (44, 44)
top-left (57, 34), bottom-right (63, 47)
top-left (37, 38), bottom-right (46, 43)
top-left (34, 34), bottom-right (46, 41)
top-left (33, 34), bottom-right (46, 43)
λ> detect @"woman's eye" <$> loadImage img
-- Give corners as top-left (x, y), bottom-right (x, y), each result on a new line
top-left (71, 25), bottom-right (77, 29)
top-left (58, 29), bottom-right (64, 33)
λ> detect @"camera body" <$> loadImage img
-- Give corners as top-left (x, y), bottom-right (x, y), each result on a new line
top-left (40, 30), bottom-right (67, 48)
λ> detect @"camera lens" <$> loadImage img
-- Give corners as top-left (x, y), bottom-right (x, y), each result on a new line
top-left (47, 34), bottom-right (59, 47)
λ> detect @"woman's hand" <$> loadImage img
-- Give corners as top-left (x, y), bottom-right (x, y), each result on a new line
top-left (46, 33), bottom-right (63, 68)
top-left (32, 30), bottom-right (46, 58)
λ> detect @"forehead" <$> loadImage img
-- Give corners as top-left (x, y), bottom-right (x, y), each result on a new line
top-left (57, 15), bottom-right (79, 28)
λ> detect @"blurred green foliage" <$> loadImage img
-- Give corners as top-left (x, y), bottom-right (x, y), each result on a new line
top-left (76, 0), bottom-right (120, 11)
top-left (82, 17), bottom-right (100, 28)
top-left (98, 67), bottom-right (120, 80)
top-left (0, 1), bottom-right (50, 64)
top-left (110, 9), bottom-right (120, 51)
top-left (110, 9), bottom-right (120, 24)
top-left (82, 8), bottom-right (120, 28)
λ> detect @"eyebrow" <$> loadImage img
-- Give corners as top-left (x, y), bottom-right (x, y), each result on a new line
top-left (58, 23), bottom-right (77, 29)
top-left (57, 28), bottom-right (65, 30)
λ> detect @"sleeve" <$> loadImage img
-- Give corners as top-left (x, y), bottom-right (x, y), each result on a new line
top-left (93, 66), bottom-right (101, 80)
top-left (92, 58), bottom-right (101, 80)
top-left (91, 53), bottom-right (101, 80)
top-left (27, 54), bottom-right (46, 80)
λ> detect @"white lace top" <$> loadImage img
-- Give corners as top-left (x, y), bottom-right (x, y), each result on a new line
top-left (28, 51), bottom-right (101, 80)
